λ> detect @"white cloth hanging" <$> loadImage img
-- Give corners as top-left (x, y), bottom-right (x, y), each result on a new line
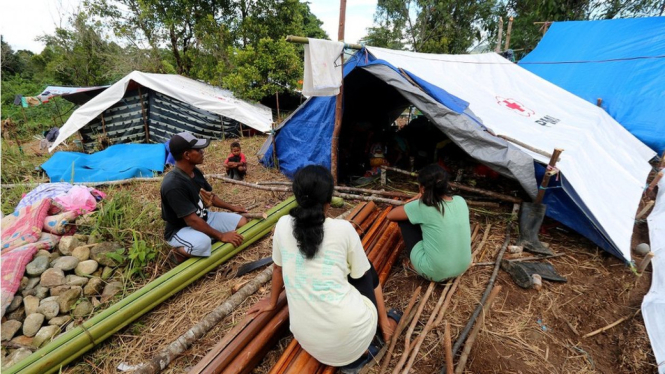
top-left (303, 38), bottom-right (344, 97)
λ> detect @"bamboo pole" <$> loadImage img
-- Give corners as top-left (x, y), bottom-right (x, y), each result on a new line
top-left (4, 197), bottom-right (297, 374)
top-left (285, 35), bottom-right (363, 50)
top-left (454, 286), bottom-right (502, 374)
top-left (534, 149), bottom-right (564, 204)
top-left (497, 135), bottom-right (555, 160)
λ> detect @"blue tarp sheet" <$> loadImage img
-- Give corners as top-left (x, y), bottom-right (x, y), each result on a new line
top-left (519, 17), bottom-right (665, 154)
top-left (42, 143), bottom-right (166, 182)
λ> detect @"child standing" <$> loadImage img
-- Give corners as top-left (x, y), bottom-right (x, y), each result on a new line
top-left (224, 141), bottom-right (247, 180)
top-left (387, 164), bottom-right (471, 282)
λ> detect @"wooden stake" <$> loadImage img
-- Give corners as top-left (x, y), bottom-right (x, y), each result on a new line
top-left (444, 321), bottom-right (453, 374)
top-left (330, 0), bottom-right (347, 185)
top-left (496, 17), bottom-right (503, 53)
top-left (637, 252), bottom-right (655, 273)
top-left (534, 148), bottom-right (564, 204)
top-left (138, 87), bottom-right (150, 143)
top-left (504, 17), bottom-right (514, 51)
top-left (391, 282), bottom-right (435, 374)
top-left (379, 287), bottom-right (422, 374)
top-left (596, 98), bottom-right (603, 107)
top-left (636, 201), bottom-right (655, 220)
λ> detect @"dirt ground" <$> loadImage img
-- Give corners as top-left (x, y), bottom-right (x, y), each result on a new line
top-left (11, 135), bottom-right (655, 374)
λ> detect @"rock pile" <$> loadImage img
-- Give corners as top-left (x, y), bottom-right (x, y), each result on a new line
top-left (1, 235), bottom-right (126, 369)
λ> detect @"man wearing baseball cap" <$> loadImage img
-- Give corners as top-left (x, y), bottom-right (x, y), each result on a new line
top-left (161, 132), bottom-right (248, 263)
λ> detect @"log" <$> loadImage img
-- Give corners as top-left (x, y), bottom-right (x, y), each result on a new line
top-left (453, 286), bottom-right (502, 374)
top-left (209, 175), bottom-right (291, 192)
top-left (134, 267), bottom-right (275, 373)
top-left (335, 185), bottom-right (414, 199)
top-left (267, 339), bottom-right (299, 374)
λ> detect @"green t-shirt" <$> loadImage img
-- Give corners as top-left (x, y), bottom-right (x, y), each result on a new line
top-left (404, 196), bottom-right (471, 282)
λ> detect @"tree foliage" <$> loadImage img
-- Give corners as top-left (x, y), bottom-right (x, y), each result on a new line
top-left (362, 0), bottom-right (497, 54)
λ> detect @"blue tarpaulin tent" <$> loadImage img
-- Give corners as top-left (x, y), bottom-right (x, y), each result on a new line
top-left (259, 46), bottom-right (653, 262)
top-left (519, 17), bottom-right (665, 154)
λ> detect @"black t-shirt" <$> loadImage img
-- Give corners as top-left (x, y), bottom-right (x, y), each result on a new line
top-left (161, 167), bottom-right (213, 240)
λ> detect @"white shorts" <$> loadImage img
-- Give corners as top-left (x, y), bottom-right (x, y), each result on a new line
top-left (167, 212), bottom-right (242, 257)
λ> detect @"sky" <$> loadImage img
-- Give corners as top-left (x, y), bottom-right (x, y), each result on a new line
top-left (1, 0), bottom-right (378, 53)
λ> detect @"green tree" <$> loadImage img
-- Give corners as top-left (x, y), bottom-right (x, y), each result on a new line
top-left (362, 0), bottom-right (497, 53)
top-left (220, 37), bottom-right (302, 102)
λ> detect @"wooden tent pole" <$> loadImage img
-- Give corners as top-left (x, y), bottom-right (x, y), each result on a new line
top-left (504, 17), bottom-right (514, 51)
top-left (534, 148), bottom-right (564, 204)
top-left (495, 17), bottom-right (503, 53)
top-left (138, 87), bottom-right (150, 143)
top-left (331, 0), bottom-right (347, 185)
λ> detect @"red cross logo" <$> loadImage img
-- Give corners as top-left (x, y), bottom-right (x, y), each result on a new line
top-left (496, 96), bottom-right (535, 117)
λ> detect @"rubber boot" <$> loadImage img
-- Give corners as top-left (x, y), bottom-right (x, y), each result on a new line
top-left (517, 202), bottom-right (554, 255)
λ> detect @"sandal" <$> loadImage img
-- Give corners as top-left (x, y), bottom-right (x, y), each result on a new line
top-left (339, 343), bottom-right (381, 374)
top-left (168, 250), bottom-right (188, 266)
top-left (387, 308), bottom-right (403, 324)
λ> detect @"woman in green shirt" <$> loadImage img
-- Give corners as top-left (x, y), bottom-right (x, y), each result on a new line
top-left (387, 164), bottom-right (471, 282)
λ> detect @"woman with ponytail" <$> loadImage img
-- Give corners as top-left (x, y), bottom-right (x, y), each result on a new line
top-left (249, 165), bottom-right (398, 371)
top-left (387, 164), bottom-right (471, 282)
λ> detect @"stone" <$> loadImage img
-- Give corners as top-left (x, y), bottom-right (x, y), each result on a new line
top-left (23, 313), bottom-right (45, 337)
top-left (74, 234), bottom-right (89, 242)
top-left (66, 275), bottom-right (89, 287)
top-left (1, 320), bottom-right (22, 341)
top-left (91, 242), bottom-right (124, 267)
top-left (41, 296), bottom-right (59, 303)
top-left (58, 236), bottom-right (79, 255)
top-left (32, 325), bottom-right (60, 348)
top-left (75, 260), bottom-right (99, 276)
top-left (92, 268), bottom-right (103, 278)
top-left (71, 246), bottom-right (91, 261)
top-left (84, 277), bottom-right (104, 296)
top-left (49, 251), bottom-right (61, 262)
top-left (10, 335), bottom-right (33, 347)
top-left (101, 281), bottom-right (123, 303)
top-left (7, 296), bottom-right (23, 313)
top-left (6, 306), bottom-right (25, 322)
top-left (2, 348), bottom-right (32, 369)
top-left (50, 256), bottom-right (80, 271)
top-left (34, 249), bottom-right (51, 258)
top-left (101, 266), bottom-right (114, 281)
top-left (58, 287), bottom-right (82, 313)
top-left (72, 300), bottom-right (93, 317)
top-left (37, 300), bottom-right (59, 320)
top-left (19, 276), bottom-right (29, 290)
top-left (24, 277), bottom-right (40, 291)
top-left (91, 297), bottom-right (101, 307)
top-left (24, 286), bottom-right (49, 300)
top-left (23, 295), bottom-right (40, 316)
top-left (87, 232), bottom-right (101, 245)
top-left (49, 285), bottom-right (71, 297)
top-left (25, 256), bottom-right (49, 276)
top-left (635, 243), bottom-right (651, 256)
top-left (48, 315), bottom-right (71, 326)
top-left (40, 268), bottom-right (65, 287)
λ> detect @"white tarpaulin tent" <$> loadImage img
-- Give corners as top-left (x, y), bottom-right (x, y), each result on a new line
top-left (643, 175), bottom-right (665, 373)
top-left (262, 45), bottom-right (655, 261)
top-left (49, 71), bottom-right (273, 152)
top-left (365, 48), bottom-right (655, 261)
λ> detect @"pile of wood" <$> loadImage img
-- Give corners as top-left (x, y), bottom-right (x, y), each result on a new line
top-left (190, 201), bottom-right (404, 374)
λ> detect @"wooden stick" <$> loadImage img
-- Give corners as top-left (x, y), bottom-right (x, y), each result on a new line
top-left (333, 191), bottom-right (404, 205)
top-left (506, 253), bottom-right (565, 262)
top-left (495, 17), bottom-right (503, 53)
top-left (402, 283), bottom-right (452, 373)
top-left (335, 185), bottom-right (414, 199)
top-left (444, 321), bottom-right (453, 374)
top-left (454, 286), bottom-right (502, 374)
top-left (379, 287), bottom-right (422, 374)
top-left (637, 252), bottom-right (655, 273)
top-left (381, 166), bottom-right (521, 204)
top-left (534, 148), bottom-right (564, 204)
top-left (470, 223), bottom-right (480, 243)
top-left (391, 282), bottom-right (435, 374)
top-left (497, 135), bottom-right (554, 160)
top-left (209, 175), bottom-right (291, 192)
top-left (636, 201), bottom-right (655, 220)
top-left (583, 310), bottom-right (640, 338)
top-left (475, 224), bottom-right (492, 262)
top-left (504, 17), bottom-right (513, 51)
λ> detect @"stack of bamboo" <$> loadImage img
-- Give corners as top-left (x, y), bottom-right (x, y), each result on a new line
top-left (191, 201), bottom-right (404, 374)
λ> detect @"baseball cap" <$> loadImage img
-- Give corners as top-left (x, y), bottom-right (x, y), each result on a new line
top-left (169, 132), bottom-right (210, 157)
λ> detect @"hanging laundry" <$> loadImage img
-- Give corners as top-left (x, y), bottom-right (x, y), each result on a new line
top-left (302, 38), bottom-right (345, 97)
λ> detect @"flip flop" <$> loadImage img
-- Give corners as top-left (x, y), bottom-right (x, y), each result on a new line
top-left (387, 308), bottom-right (403, 324)
top-left (168, 250), bottom-right (187, 266)
top-left (339, 343), bottom-right (381, 374)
